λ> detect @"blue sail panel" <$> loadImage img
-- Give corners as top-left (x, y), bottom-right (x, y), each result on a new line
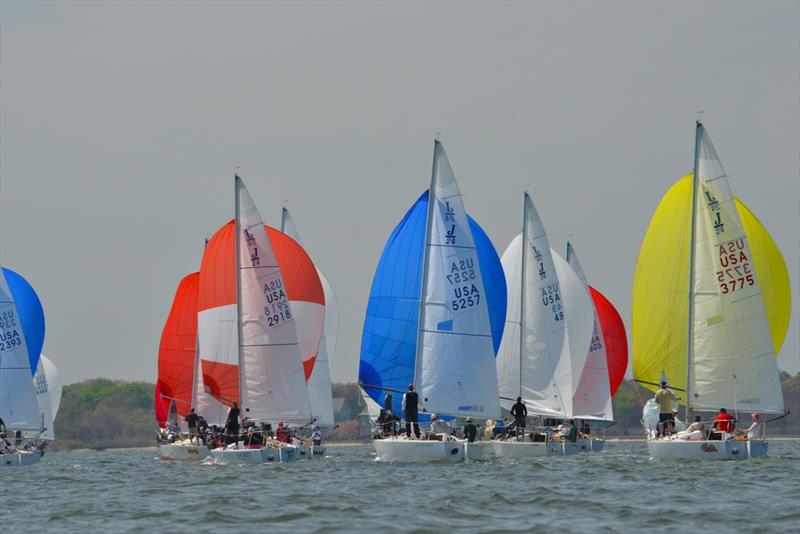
top-left (358, 191), bottom-right (506, 418)
top-left (2, 268), bottom-right (45, 376)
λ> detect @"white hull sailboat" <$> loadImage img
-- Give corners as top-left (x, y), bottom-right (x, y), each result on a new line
top-left (198, 176), bottom-right (315, 464)
top-left (1, 449), bottom-right (44, 467)
top-left (633, 122), bottom-right (790, 461)
top-left (494, 193), bottom-right (596, 458)
top-left (365, 141), bottom-right (504, 463)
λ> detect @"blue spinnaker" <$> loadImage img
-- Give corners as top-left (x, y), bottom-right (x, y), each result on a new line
top-left (2, 267), bottom-right (45, 376)
top-left (359, 191), bottom-right (506, 419)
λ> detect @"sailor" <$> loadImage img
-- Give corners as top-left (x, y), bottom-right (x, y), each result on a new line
top-left (741, 413), bottom-right (763, 441)
top-left (197, 416), bottom-right (209, 445)
top-left (0, 416), bottom-right (6, 436)
top-left (309, 426), bottom-right (323, 446)
top-left (184, 408), bottom-right (200, 445)
top-left (510, 397), bottom-right (527, 438)
top-left (654, 381), bottom-right (680, 437)
top-left (224, 401), bottom-right (242, 446)
top-left (276, 421), bottom-right (291, 443)
top-left (492, 418), bottom-right (505, 439)
top-left (402, 384), bottom-right (421, 439)
top-left (462, 418), bottom-right (478, 443)
top-left (712, 408), bottom-right (735, 434)
top-left (429, 414), bottom-right (450, 436)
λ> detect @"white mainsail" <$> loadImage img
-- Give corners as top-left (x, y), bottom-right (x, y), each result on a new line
top-left (236, 177), bottom-right (312, 421)
top-left (688, 124), bottom-right (783, 413)
top-left (31, 354), bottom-right (62, 440)
top-left (496, 193), bottom-right (593, 418)
top-left (281, 207), bottom-right (337, 427)
top-left (0, 271), bottom-right (40, 432)
top-left (566, 242), bottom-right (614, 421)
top-left (415, 141), bottom-right (501, 419)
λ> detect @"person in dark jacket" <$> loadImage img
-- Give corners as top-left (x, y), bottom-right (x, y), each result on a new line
top-left (462, 418), bottom-right (478, 443)
top-left (510, 397), bottom-right (527, 438)
top-left (224, 401), bottom-right (242, 446)
top-left (184, 408), bottom-right (200, 445)
top-left (402, 384), bottom-right (421, 439)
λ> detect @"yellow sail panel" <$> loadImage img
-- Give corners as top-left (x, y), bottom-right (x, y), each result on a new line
top-left (737, 200), bottom-right (792, 355)
top-left (632, 174), bottom-right (692, 394)
top-left (633, 174), bottom-right (791, 396)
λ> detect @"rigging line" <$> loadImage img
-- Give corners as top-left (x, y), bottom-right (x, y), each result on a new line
top-left (420, 330), bottom-right (492, 338)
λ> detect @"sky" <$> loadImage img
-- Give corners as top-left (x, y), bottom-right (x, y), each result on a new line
top-left (1, 1), bottom-right (798, 386)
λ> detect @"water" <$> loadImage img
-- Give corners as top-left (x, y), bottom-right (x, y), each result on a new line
top-left (3, 441), bottom-right (799, 532)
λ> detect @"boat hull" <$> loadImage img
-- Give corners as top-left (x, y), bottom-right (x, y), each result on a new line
top-left (373, 438), bottom-right (464, 463)
top-left (492, 440), bottom-right (582, 457)
top-left (210, 444), bottom-right (298, 464)
top-left (647, 439), bottom-right (767, 461)
top-left (463, 441), bottom-right (489, 461)
top-left (578, 438), bottom-right (605, 453)
top-left (158, 443), bottom-right (210, 461)
top-left (1, 450), bottom-right (44, 467)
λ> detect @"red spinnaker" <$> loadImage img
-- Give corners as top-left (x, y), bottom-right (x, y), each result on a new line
top-left (589, 286), bottom-right (628, 396)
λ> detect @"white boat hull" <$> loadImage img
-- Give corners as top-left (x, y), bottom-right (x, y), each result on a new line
top-left (647, 439), bottom-right (767, 461)
top-left (373, 438), bottom-right (464, 463)
top-left (492, 440), bottom-right (582, 457)
top-left (463, 441), bottom-right (489, 461)
top-left (1, 450), bottom-right (44, 467)
top-left (210, 444), bottom-right (299, 464)
top-left (158, 443), bottom-right (210, 461)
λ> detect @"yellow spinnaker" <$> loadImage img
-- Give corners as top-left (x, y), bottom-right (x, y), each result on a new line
top-left (632, 174), bottom-right (791, 395)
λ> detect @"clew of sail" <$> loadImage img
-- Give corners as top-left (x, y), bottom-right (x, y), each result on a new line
top-left (416, 141), bottom-right (501, 419)
top-left (566, 242), bottom-right (614, 421)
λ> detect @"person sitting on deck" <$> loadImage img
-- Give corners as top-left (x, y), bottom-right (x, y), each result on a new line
top-left (462, 418), bottom-right (478, 443)
top-left (429, 414), bottom-right (451, 437)
top-left (483, 420), bottom-right (495, 441)
top-left (674, 415), bottom-right (705, 441)
top-left (735, 413), bottom-right (763, 441)
top-left (375, 410), bottom-right (395, 438)
top-left (712, 408), bottom-right (736, 434)
top-left (492, 418), bottom-right (506, 440)
top-left (276, 421), bottom-right (292, 444)
top-left (579, 420), bottom-right (591, 437)
top-left (309, 426), bottom-right (323, 446)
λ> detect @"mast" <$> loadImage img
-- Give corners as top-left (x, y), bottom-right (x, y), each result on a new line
top-left (412, 140), bottom-right (440, 392)
top-left (234, 175), bottom-right (245, 411)
top-left (685, 122), bottom-right (701, 421)
top-left (518, 193), bottom-right (529, 400)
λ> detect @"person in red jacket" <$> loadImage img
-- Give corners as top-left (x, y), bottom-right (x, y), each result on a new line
top-left (712, 408), bottom-right (736, 433)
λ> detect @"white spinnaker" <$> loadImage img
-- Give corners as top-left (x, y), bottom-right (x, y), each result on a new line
top-left (689, 125), bottom-right (783, 413)
top-left (416, 142), bottom-right (501, 419)
top-left (496, 194), bottom-right (593, 418)
top-left (281, 207), bottom-right (336, 426)
top-left (31, 354), bottom-right (62, 440)
top-left (0, 271), bottom-right (40, 432)
top-left (566, 243), bottom-right (614, 421)
top-left (237, 178), bottom-right (311, 421)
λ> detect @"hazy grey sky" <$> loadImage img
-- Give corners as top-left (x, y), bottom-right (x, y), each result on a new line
top-left (1, 1), bottom-right (798, 385)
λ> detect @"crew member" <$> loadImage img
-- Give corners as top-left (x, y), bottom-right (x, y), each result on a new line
top-left (510, 397), bottom-right (528, 438)
top-left (654, 381), bottom-right (679, 437)
top-left (712, 408), bottom-right (735, 434)
top-left (224, 401), bottom-right (242, 445)
top-left (184, 408), bottom-right (200, 445)
top-left (402, 384), bottom-right (421, 439)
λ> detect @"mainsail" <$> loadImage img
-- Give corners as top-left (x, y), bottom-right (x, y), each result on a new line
top-left (632, 123), bottom-right (789, 414)
top-left (198, 177), bottom-right (312, 421)
top-left (0, 268), bottom-right (43, 432)
top-left (281, 207), bottom-right (336, 427)
top-left (496, 194), bottom-right (593, 418)
top-left (359, 146), bottom-right (507, 419)
top-left (566, 242), bottom-right (614, 421)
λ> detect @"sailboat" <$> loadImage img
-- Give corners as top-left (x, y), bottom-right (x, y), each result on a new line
top-left (156, 272), bottom-right (222, 460)
top-left (281, 207), bottom-right (337, 458)
top-left (633, 122), bottom-right (790, 460)
top-left (198, 176), bottom-right (314, 464)
top-left (359, 140), bottom-right (507, 462)
top-left (494, 193), bottom-right (596, 457)
top-left (566, 241), bottom-right (629, 449)
top-left (1, 267), bottom-right (48, 466)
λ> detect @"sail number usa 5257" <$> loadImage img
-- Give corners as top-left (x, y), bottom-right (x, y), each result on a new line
top-left (447, 257), bottom-right (482, 312)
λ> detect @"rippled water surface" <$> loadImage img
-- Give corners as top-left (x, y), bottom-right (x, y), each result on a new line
top-left (3, 440), bottom-right (798, 532)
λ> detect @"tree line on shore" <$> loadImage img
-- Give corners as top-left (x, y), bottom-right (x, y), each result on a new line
top-left (49, 374), bottom-right (800, 451)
